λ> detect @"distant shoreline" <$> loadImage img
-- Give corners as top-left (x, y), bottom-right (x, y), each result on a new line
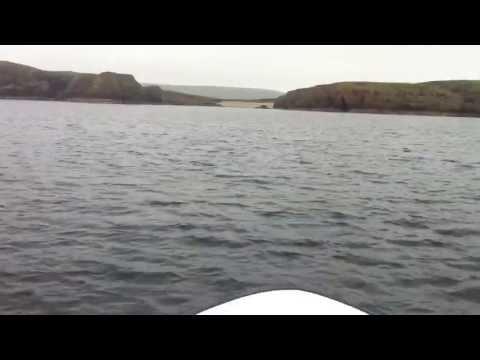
top-left (0, 96), bottom-right (273, 109)
top-left (219, 100), bottom-right (274, 109)
top-left (276, 106), bottom-right (480, 119)
top-left (0, 96), bottom-right (164, 106)
top-left (1, 96), bottom-right (479, 119)
top-left (0, 96), bottom-right (219, 107)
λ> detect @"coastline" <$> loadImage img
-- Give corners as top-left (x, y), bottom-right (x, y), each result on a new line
top-left (0, 96), bottom-right (164, 106)
top-left (274, 106), bottom-right (480, 119)
top-left (2, 96), bottom-right (480, 119)
top-left (219, 100), bottom-right (274, 109)
top-left (0, 96), bottom-right (272, 109)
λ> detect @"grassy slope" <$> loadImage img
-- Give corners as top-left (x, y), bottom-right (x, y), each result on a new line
top-left (274, 81), bottom-right (480, 116)
top-left (0, 61), bottom-right (218, 106)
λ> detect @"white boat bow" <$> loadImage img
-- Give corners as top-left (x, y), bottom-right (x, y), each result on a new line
top-left (197, 290), bottom-right (367, 315)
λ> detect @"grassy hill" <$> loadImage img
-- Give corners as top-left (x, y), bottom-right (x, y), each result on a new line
top-left (274, 81), bottom-right (480, 116)
top-left (0, 61), bottom-right (217, 106)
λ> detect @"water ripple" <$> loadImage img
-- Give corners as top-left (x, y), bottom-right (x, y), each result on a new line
top-left (1, 101), bottom-right (480, 314)
top-left (434, 228), bottom-right (480, 237)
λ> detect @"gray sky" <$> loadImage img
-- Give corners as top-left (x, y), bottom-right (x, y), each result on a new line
top-left (1, 45), bottom-right (480, 92)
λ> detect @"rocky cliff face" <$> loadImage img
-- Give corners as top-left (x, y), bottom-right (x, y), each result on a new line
top-left (0, 61), bottom-right (216, 106)
top-left (0, 61), bottom-right (148, 102)
top-left (274, 81), bottom-right (480, 116)
top-left (61, 72), bottom-right (145, 101)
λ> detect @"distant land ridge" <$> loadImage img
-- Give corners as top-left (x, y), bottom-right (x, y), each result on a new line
top-left (0, 61), bottom-right (218, 106)
top-left (274, 81), bottom-right (480, 117)
top-left (149, 84), bottom-right (284, 100)
top-left (3, 60), bottom-right (480, 117)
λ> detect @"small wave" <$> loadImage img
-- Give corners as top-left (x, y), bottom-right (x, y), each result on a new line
top-left (242, 178), bottom-right (272, 185)
top-left (334, 254), bottom-right (404, 269)
top-left (126, 150), bottom-right (146, 156)
top-left (158, 295), bottom-right (190, 306)
top-left (330, 212), bottom-right (350, 221)
top-left (6, 289), bottom-right (36, 297)
top-left (109, 183), bottom-right (138, 187)
top-left (434, 228), bottom-right (480, 237)
top-left (292, 238), bottom-right (324, 248)
top-left (214, 173), bottom-right (240, 179)
top-left (56, 229), bottom-right (92, 237)
top-left (257, 210), bottom-right (304, 217)
top-left (299, 186), bottom-right (317, 191)
top-left (213, 202), bottom-right (249, 208)
top-left (353, 170), bottom-right (377, 176)
top-left (190, 161), bottom-right (215, 167)
top-left (456, 164), bottom-right (476, 169)
top-left (370, 180), bottom-right (389, 184)
top-left (414, 198), bottom-right (452, 205)
top-left (110, 270), bottom-right (183, 284)
top-left (385, 218), bottom-right (430, 229)
top-left (466, 195), bottom-right (480, 201)
top-left (427, 189), bottom-right (446, 194)
top-left (405, 306), bottom-right (435, 314)
top-left (106, 223), bottom-right (142, 232)
top-left (397, 276), bottom-right (459, 288)
top-left (192, 266), bottom-right (225, 275)
top-left (446, 261), bottom-right (480, 272)
top-left (287, 223), bottom-right (323, 229)
top-left (148, 223), bottom-right (197, 231)
top-left (449, 287), bottom-right (480, 304)
top-left (353, 170), bottom-right (388, 178)
top-left (309, 199), bottom-right (328, 204)
top-left (183, 235), bottom-right (248, 249)
top-left (267, 249), bottom-right (305, 259)
top-left (212, 277), bottom-right (254, 292)
top-left (148, 200), bottom-right (186, 207)
top-left (108, 208), bottom-right (139, 216)
top-left (175, 223), bottom-right (198, 231)
top-left (339, 277), bottom-right (387, 295)
top-left (195, 212), bottom-right (228, 219)
top-left (388, 239), bottom-right (446, 248)
top-left (1, 178), bottom-right (20, 183)
top-left (342, 241), bottom-right (374, 249)
top-left (326, 221), bottom-right (366, 231)
top-left (329, 210), bottom-right (365, 220)
top-left (388, 157), bottom-right (411, 162)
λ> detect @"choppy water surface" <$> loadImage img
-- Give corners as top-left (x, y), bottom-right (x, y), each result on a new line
top-left (1, 100), bottom-right (480, 314)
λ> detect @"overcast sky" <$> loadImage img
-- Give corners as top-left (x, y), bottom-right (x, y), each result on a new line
top-left (1, 45), bottom-right (479, 92)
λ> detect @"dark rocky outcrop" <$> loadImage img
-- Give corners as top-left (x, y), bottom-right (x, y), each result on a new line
top-left (0, 61), bottom-right (217, 106)
top-left (274, 81), bottom-right (480, 117)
